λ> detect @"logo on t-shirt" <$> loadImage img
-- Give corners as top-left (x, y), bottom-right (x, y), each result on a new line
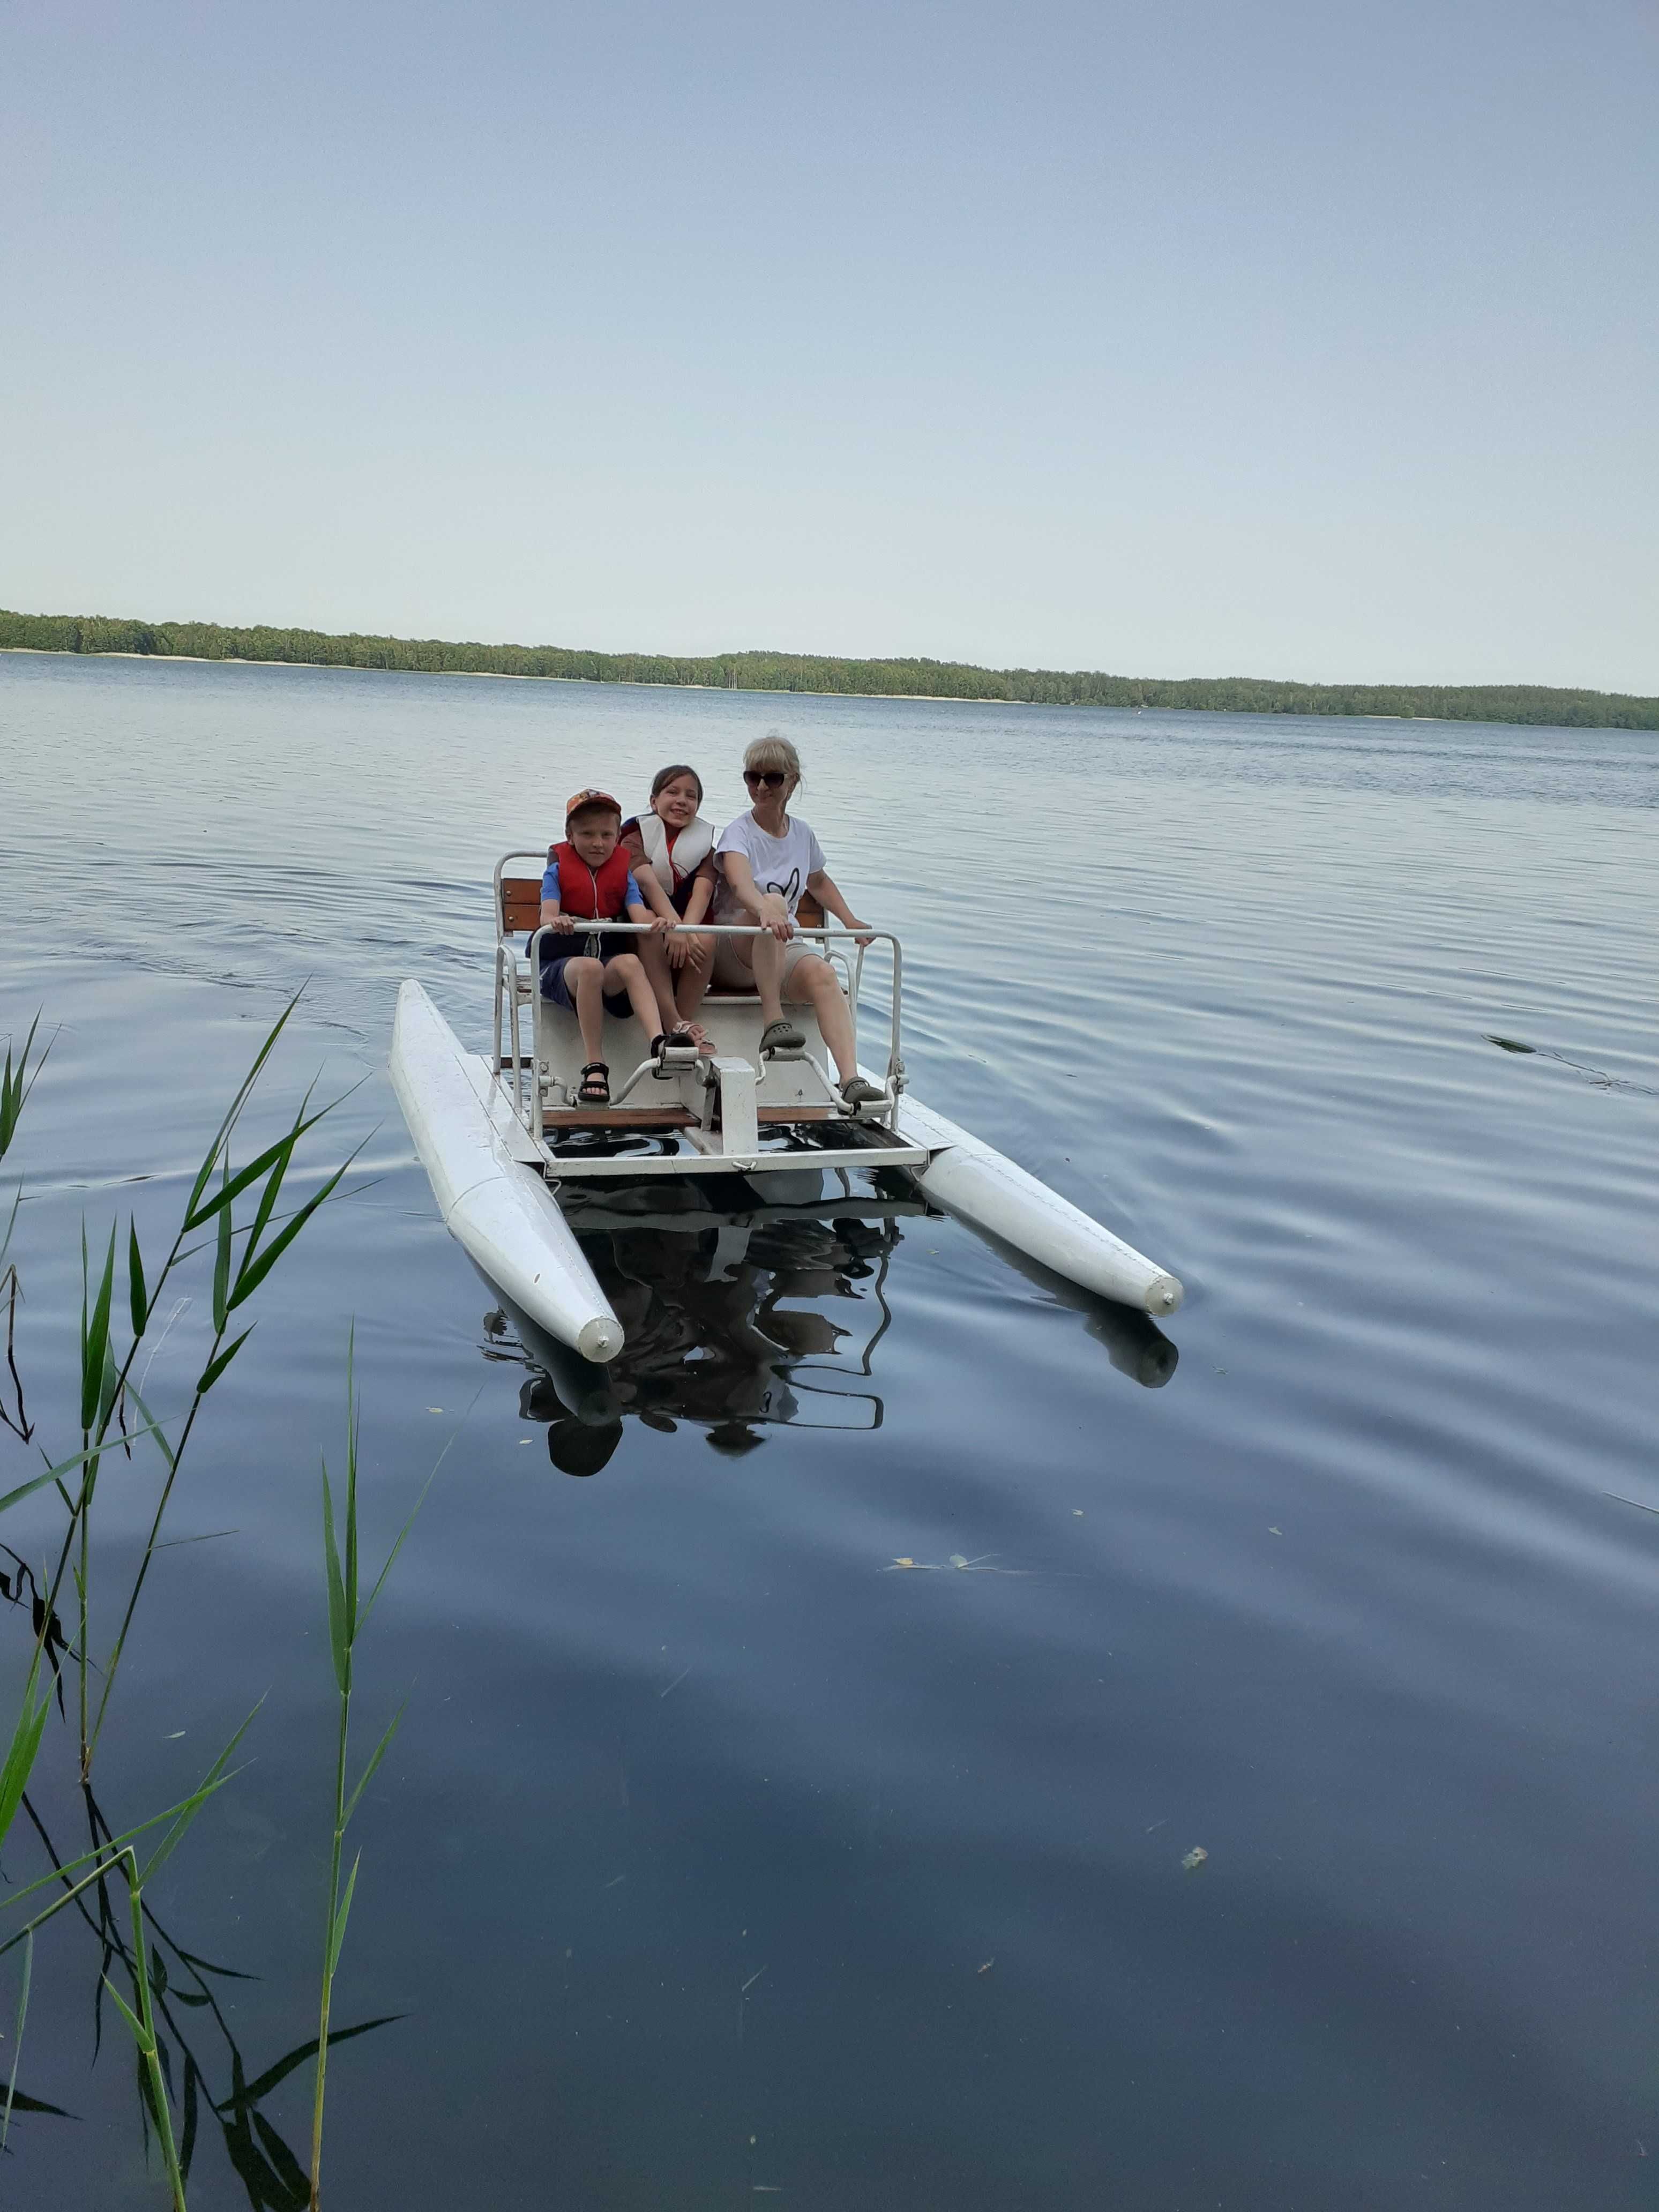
top-left (763, 866), bottom-right (803, 907)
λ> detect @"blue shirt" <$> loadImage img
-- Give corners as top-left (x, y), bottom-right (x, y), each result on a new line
top-left (541, 861), bottom-right (644, 911)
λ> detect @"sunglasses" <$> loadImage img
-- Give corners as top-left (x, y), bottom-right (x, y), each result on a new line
top-left (743, 768), bottom-right (788, 788)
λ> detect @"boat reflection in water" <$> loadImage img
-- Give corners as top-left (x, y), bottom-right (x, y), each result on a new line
top-left (482, 1170), bottom-right (1178, 1474)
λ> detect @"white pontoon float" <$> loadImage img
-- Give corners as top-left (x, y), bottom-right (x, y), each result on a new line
top-left (391, 853), bottom-right (1183, 1364)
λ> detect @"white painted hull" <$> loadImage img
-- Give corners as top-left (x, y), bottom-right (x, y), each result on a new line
top-left (893, 1088), bottom-right (1184, 1318)
top-left (390, 982), bottom-right (624, 1363)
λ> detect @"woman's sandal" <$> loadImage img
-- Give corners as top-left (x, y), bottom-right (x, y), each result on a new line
top-left (577, 1062), bottom-right (610, 1104)
top-left (839, 1074), bottom-right (886, 1108)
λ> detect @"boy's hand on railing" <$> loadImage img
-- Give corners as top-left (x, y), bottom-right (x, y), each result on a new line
top-left (545, 913), bottom-right (576, 933)
top-left (647, 913), bottom-right (676, 935)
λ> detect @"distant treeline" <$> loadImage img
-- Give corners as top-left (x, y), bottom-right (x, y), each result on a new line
top-left (3, 607), bottom-right (1654, 730)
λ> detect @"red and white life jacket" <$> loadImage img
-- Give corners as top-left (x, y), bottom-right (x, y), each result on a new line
top-left (550, 839), bottom-right (634, 922)
top-left (632, 811), bottom-right (715, 911)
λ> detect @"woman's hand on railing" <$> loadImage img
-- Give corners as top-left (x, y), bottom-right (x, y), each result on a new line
top-left (845, 917), bottom-right (875, 947)
top-left (759, 892), bottom-right (794, 941)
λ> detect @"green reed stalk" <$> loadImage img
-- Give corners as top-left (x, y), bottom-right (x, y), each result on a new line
top-left (0, 991), bottom-right (360, 1775)
top-left (0, 1016), bottom-right (49, 1170)
top-left (0, 1715), bottom-right (254, 2208)
top-left (100, 1847), bottom-right (189, 2211)
top-left (309, 1338), bottom-right (435, 2210)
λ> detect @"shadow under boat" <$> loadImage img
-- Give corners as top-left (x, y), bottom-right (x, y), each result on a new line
top-left (476, 1166), bottom-right (1179, 1472)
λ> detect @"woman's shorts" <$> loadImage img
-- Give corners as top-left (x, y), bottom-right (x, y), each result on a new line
top-left (540, 932), bottom-right (637, 1015)
top-left (710, 934), bottom-right (831, 998)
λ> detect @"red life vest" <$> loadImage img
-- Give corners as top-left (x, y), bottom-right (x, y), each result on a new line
top-left (550, 839), bottom-right (634, 921)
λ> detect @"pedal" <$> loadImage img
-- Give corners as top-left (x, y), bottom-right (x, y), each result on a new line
top-left (760, 1040), bottom-right (808, 1062)
top-left (652, 1044), bottom-right (700, 1078)
top-left (841, 1083), bottom-right (893, 1120)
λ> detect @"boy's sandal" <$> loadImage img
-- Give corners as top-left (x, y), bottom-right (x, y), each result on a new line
top-left (760, 1019), bottom-right (806, 1056)
top-left (577, 1062), bottom-right (610, 1104)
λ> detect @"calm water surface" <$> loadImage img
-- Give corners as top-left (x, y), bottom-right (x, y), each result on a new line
top-left (0, 652), bottom-right (1655, 2209)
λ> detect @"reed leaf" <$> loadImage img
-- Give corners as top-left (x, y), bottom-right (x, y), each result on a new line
top-left (100, 1974), bottom-right (144, 2041)
top-left (80, 1223), bottom-right (117, 1433)
top-left (0, 1674), bottom-right (53, 1848)
top-left (196, 1326), bottom-right (255, 1398)
top-left (0, 1765), bottom-right (244, 1930)
top-left (320, 1465), bottom-right (349, 1696)
top-left (0, 1416), bottom-right (174, 1518)
top-left (129, 1218), bottom-right (147, 1338)
top-left (139, 1698), bottom-right (264, 1884)
top-left (0, 1930), bottom-right (31, 2150)
top-left (98, 1337), bottom-right (120, 1432)
top-left (212, 1163), bottom-right (233, 1334)
top-left (114, 1851), bottom-right (188, 2210)
top-left (358, 1387), bottom-right (479, 1626)
top-left (326, 1854), bottom-right (360, 1979)
top-left (0, 1015), bottom-right (48, 1165)
top-left (228, 1158), bottom-right (355, 1313)
top-left (184, 990), bottom-right (304, 1221)
top-left (342, 1702), bottom-right (405, 1828)
top-left (241, 1086), bottom-right (318, 1265)
top-left (123, 1384), bottom-right (176, 1474)
top-left (181, 1096), bottom-right (333, 1234)
top-left (343, 1360), bottom-right (359, 1649)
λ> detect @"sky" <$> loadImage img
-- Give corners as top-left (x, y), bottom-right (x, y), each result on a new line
top-left (2, 0), bottom-right (1654, 690)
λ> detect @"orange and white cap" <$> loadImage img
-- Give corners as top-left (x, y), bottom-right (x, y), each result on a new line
top-left (565, 787), bottom-right (622, 824)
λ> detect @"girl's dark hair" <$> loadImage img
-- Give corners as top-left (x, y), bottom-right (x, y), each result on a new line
top-left (650, 763), bottom-right (704, 806)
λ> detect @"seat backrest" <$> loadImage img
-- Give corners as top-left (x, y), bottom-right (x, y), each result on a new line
top-left (500, 875), bottom-right (542, 936)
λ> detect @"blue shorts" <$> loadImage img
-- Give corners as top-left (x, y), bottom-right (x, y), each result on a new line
top-left (539, 931), bottom-right (637, 1015)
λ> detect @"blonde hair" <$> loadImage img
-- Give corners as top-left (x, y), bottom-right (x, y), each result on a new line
top-left (743, 732), bottom-right (802, 789)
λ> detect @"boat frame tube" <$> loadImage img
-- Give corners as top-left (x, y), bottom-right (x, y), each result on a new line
top-left (391, 981), bottom-right (624, 1362)
top-left (894, 1088), bottom-right (1183, 1317)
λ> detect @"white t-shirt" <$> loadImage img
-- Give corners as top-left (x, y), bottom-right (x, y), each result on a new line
top-left (713, 811), bottom-right (826, 921)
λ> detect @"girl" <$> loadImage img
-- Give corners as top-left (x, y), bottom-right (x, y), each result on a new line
top-left (621, 764), bottom-right (718, 1046)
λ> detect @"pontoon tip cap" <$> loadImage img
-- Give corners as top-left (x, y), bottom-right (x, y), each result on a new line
top-left (578, 1314), bottom-right (624, 1363)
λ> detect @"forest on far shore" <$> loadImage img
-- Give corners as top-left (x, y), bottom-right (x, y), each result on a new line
top-left (3, 608), bottom-right (1654, 730)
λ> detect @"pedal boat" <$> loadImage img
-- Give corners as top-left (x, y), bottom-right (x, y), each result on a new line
top-left (390, 853), bottom-right (1184, 1363)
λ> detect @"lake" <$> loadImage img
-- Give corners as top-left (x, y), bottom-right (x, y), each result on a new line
top-left (1, 649), bottom-right (1655, 2209)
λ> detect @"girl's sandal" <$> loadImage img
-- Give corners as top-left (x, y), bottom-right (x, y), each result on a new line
top-left (577, 1062), bottom-right (610, 1104)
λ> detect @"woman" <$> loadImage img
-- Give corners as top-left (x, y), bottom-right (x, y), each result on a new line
top-left (620, 764), bottom-right (718, 1044)
top-left (712, 733), bottom-right (885, 1109)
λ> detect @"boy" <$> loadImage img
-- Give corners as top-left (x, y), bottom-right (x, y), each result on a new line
top-left (541, 789), bottom-right (674, 1104)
